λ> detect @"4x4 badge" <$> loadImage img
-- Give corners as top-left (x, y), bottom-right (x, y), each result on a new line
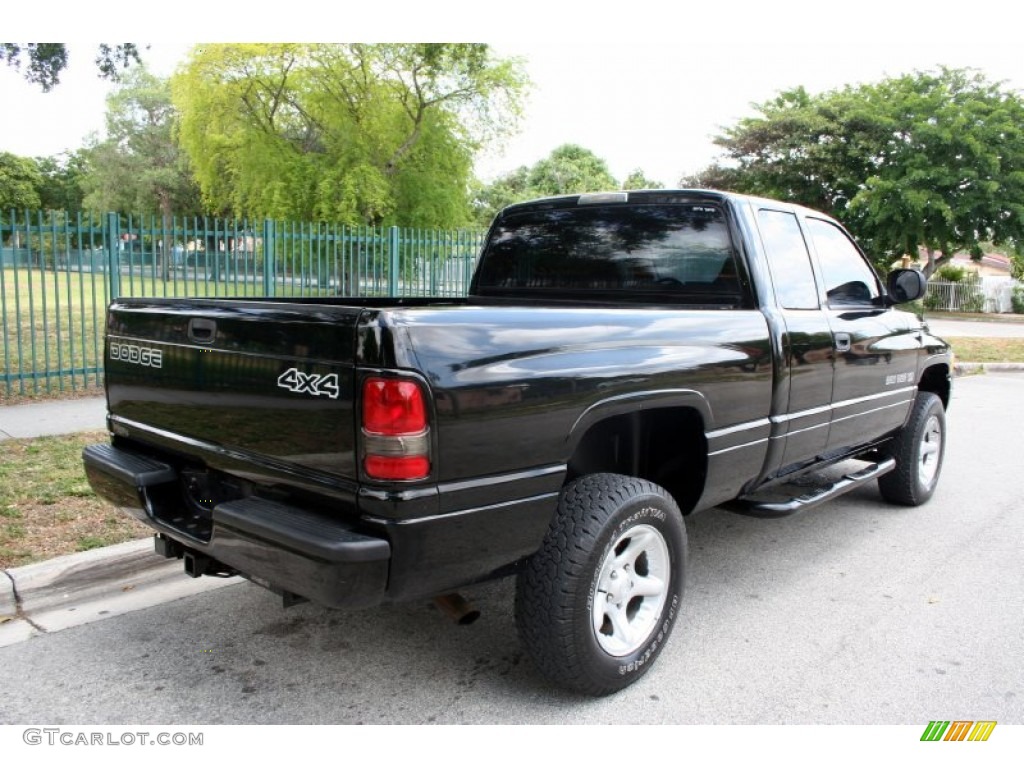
top-left (277, 367), bottom-right (340, 399)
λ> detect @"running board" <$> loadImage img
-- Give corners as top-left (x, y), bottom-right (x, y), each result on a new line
top-left (732, 458), bottom-right (896, 518)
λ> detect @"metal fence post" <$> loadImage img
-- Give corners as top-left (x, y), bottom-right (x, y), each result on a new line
top-left (262, 218), bottom-right (276, 296)
top-left (105, 212), bottom-right (121, 299)
top-left (388, 226), bottom-right (401, 297)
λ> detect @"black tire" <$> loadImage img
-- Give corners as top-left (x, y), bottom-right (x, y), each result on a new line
top-left (514, 473), bottom-right (686, 695)
top-left (878, 392), bottom-right (946, 506)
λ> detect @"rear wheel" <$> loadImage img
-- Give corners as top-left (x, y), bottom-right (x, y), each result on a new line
top-left (514, 473), bottom-right (686, 695)
top-left (878, 392), bottom-right (946, 506)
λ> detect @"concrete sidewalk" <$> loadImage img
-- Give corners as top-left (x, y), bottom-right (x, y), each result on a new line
top-left (0, 396), bottom-right (107, 441)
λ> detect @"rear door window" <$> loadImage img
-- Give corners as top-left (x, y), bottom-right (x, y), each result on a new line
top-left (756, 209), bottom-right (820, 310)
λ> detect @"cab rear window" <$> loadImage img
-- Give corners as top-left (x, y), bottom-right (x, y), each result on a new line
top-left (474, 204), bottom-right (744, 303)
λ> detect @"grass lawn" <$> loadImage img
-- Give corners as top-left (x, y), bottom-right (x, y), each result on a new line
top-left (945, 337), bottom-right (1024, 363)
top-left (0, 430), bottom-right (150, 568)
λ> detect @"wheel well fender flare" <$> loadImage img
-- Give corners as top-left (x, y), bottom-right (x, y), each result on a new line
top-left (565, 389), bottom-right (712, 456)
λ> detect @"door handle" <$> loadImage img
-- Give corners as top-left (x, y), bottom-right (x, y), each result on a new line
top-left (834, 333), bottom-right (852, 353)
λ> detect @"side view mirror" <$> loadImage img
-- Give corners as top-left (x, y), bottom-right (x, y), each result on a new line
top-left (886, 268), bottom-right (927, 304)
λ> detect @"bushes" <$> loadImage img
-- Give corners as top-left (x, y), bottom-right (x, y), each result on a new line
top-left (924, 269), bottom-right (985, 313)
top-left (936, 264), bottom-right (968, 282)
top-left (1012, 285), bottom-right (1024, 315)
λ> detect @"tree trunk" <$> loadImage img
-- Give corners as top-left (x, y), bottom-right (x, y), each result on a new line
top-left (922, 247), bottom-right (953, 278)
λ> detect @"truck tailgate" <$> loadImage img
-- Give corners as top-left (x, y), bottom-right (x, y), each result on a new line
top-left (105, 298), bottom-right (363, 479)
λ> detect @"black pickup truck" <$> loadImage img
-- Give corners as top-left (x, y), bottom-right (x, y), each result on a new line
top-left (84, 189), bottom-right (950, 694)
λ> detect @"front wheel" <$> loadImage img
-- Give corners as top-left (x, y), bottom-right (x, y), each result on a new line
top-left (878, 392), bottom-right (946, 506)
top-left (514, 473), bottom-right (686, 695)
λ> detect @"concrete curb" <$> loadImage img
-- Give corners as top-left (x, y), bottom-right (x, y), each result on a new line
top-left (8, 538), bottom-right (184, 615)
top-left (0, 538), bottom-right (241, 646)
top-left (1, 571), bottom-right (16, 619)
top-left (955, 362), bottom-right (1024, 375)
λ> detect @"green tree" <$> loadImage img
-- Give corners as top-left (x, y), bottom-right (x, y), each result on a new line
top-left (0, 152), bottom-right (42, 211)
top-left (1, 43), bottom-right (140, 91)
top-left (34, 151), bottom-right (88, 212)
top-left (678, 163), bottom-right (744, 191)
top-left (698, 68), bottom-right (1024, 275)
top-left (622, 168), bottom-right (664, 190)
top-left (473, 144), bottom-right (619, 225)
top-left (172, 43), bottom-right (528, 226)
top-left (526, 144), bottom-right (618, 197)
top-left (80, 66), bottom-right (200, 218)
top-left (471, 165), bottom-right (531, 226)
top-left (79, 66), bottom-right (201, 279)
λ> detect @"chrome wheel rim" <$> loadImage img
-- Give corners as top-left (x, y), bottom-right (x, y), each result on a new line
top-left (917, 415), bottom-right (942, 489)
top-left (592, 523), bottom-right (670, 656)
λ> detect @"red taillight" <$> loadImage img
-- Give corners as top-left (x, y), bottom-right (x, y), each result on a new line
top-left (364, 455), bottom-right (431, 481)
top-left (362, 379), bottom-right (427, 434)
top-left (361, 377), bottom-right (430, 481)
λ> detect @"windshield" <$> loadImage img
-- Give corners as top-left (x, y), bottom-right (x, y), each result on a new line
top-left (473, 203), bottom-right (743, 304)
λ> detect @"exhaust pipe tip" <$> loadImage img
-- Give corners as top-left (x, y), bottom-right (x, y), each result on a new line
top-left (434, 593), bottom-right (481, 625)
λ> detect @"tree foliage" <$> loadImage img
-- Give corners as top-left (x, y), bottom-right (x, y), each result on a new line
top-left (473, 144), bottom-right (620, 225)
top-left (1, 43), bottom-right (140, 91)
top-left (80, 66), bottom-right (200, 218)
top-left (622, 168), bottom-right (664, 190)
top-left (678, 162), bottom-right (747, 194)
top-left (697, 68), bottom-right (1024, 274)
top-left (0, 152), bottom-right (42, 212)
top-left (172, 43), bottom-right (528, 226)
top-left (34, 151), bottom-right (89, 212)
top-left (526, 144), bottom-right (619, 197)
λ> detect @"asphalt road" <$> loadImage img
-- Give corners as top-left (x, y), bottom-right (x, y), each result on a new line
top-left (1, 374), bottom-right (1021, 726)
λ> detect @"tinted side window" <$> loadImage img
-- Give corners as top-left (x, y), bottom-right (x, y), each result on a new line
top-left (757, 210), bottom-right (819, 310)
top-left (806, 218), bottom-right (880, 306)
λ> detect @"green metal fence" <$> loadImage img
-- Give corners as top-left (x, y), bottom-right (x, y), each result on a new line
top-left (1, 210), bottom-right (485, 398)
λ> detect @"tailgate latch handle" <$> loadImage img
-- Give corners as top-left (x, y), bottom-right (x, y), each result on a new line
top-left (188, 318), bottom-right (217, 344)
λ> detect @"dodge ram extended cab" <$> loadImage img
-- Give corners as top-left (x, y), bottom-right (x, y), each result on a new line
top-left (84, 190), bottom-right (951, 694)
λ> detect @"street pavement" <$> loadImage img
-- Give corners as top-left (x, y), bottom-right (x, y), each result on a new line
top-left (0, 372), bottom-right (1021, 725)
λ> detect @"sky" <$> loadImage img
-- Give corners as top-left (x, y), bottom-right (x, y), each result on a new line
top-left (4, 2), bottom-right (1024, 189)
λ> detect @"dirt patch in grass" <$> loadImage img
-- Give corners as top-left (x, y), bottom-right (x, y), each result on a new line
top-left (945, 337), bottom-right (1024, 364)
top-left (0, 430), bottom-right (150, 569)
